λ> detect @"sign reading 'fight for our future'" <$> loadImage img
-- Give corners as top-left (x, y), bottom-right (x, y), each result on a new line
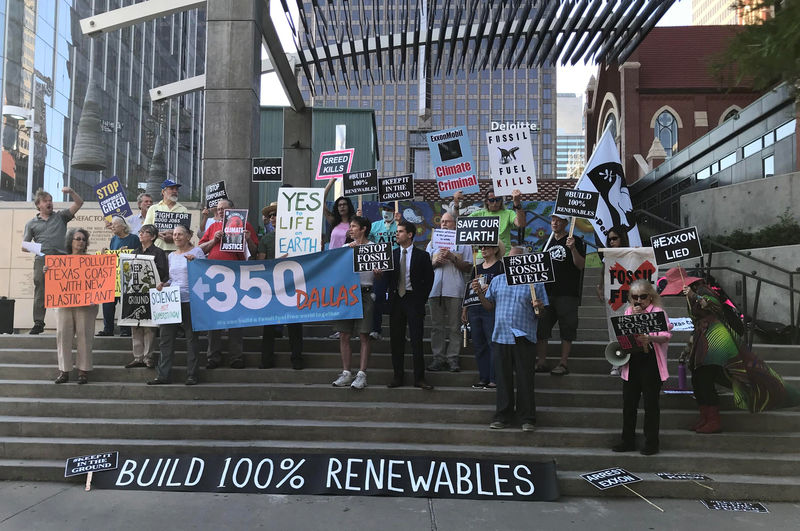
top-left (553, 188), bottom-right (600, 220)
top-left (650, 226), bottom-right (703, 265)
top-left (502, 252), bottom-right (555, 285)
top-left (44, 254), bottom-right (117, 308)
top-left (456, 217), bottom-right (500, 246)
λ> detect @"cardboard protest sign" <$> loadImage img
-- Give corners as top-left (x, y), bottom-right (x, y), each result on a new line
top-left (650, 226), bottom-right (703, 265)
top-left (252, 157), bottom-right (283, 182)
top-left (581, 468), bottom-right (642, 490)
top-left (486, 129), bottom-right (537, 196)
top-left (315, 149), bottom-right (354, 180)
top-left (149, 285), bottom-right (182, 324)
top-left (275, 187), bottom-right (324, 257)
top-left (503, 252), bottom-right (554, 285)
top-left (427, 126), bottom-right (480, 197)
top-left (153, 211), bottom-right (192, 232)
top-left (701, 500), bottom-right (768, 513)
top-left (94, 176), bottom-right (133, 221)
top-left (456, 217), bottom-right (499, 246)
top-left (601, 247), bottom-right (658, 341)
top-left (353, 242), bottom-right (393, 272)
top-left (44, 254), bottom-right (117, 308)
top-left (462, 279), bottom-right (483, 307)
top-left (611, 311), bottom-right (669, 351)
top-left (553, 188), bottom-right (600, 220)
top-left (342, 169), bottom-right (378, 197)
top-left (118, 254), bottom-right (161, 327)
top-left (656, 473), bottom-right (712, 481)
top-left (96, 249), bottom-right (128, 297)
top-left (221, 209), bottom-right (249, 252)
top-left (378, 174), bottom-right (414, 202)
top-left (431, 229), bottom-right (456, 252)
top-left (205, 181), bottom-right (227, 208)
top-left (65, 452), bottom-right (119, 478)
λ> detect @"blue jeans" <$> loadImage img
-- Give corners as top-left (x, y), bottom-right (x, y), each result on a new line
top-left (468, 305), bottom-right (496, 384)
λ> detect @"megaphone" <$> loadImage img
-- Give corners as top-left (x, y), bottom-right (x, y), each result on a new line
top-left (605, 341), bottom-right (631, 367)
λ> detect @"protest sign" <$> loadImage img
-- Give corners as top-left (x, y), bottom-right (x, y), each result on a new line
top-left (342, 169), bottom-right (378, 197)
top-left (94, 176), bottom-right (133, 221)
top-left (378, 174), bottom-right (414, 202)
top-left (427, 126), bottom-right (479, 197)
top-left (65, 452), bottom-right (119, 478)
top-left (611, 311), bottom-right (669, 351)
top-left (275, 187), bottom-right (324, 257)
top-left (252, 157), bottom-right (282, 182)
top-left (315, 149), bottom-right (354, 180)
top-left (153, 211), bottom-right (192, 232)
top-left (656, 473), bottom-right (712, 481)
top-left (188, 247), bottom-right (361, 330)
top-left (701, 500), bottom-right (768, 513)
top-left (554, 188), bottom-right (600, 220)
top-left (353, 242), bottom-right (393, 272)
top-left (221, 209), bottom-right (249, 253)
top-left (44, 254), bottom-right (117, 308)
top-left (119, 254), bottom-right (161, 326)
top-left (650, 226), bottom-right (703, 266)
top-left (581, 467), bottom-right (642, 490)
top-left (96, 249), bottom-right (127, 297)
top-left (431, 229), bottom-right (456, 252)
top-left (601, 247), bottom-right (658, 340)
top-left (456, 217), bottom-right (499, 246)
top-left (149, 286), bottom-right (182, 324)
top-left (502, 252), bottom-right (554, 285)
top-left (486, 129), bottom-right (537, 196)
top-left (205, 181), bottom-right (227, 208)
top-left (92, 452), bottom-right (560, 501)
top-left (462, 280), bottom-right (482, 307)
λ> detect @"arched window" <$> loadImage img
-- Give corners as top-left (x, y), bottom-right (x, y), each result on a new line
top-left (603, 112), bottom-right (617, 139)
top-left (655, 111), bottom-right (678, 156)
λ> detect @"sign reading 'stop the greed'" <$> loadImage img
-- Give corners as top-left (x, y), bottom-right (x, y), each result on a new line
top-left (315, 149), bottom-right (354, 181)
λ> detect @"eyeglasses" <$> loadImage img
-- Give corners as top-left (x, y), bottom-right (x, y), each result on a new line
top-left (486, 197), bottom-right (502, 203)
top-left (630, 294), bottom-right (650, 301)
top-left (73, 237), bottom-right (86, 242)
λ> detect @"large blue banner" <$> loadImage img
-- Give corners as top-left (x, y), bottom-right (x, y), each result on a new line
top-left (187, 247), bottom-right (362, 331)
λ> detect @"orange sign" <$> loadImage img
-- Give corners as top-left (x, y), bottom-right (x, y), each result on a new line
top-left (44, 254), bottom-right (117, 308)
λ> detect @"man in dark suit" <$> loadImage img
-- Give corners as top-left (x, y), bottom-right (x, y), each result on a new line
top-left (384, 220), bottom-right (435, 390)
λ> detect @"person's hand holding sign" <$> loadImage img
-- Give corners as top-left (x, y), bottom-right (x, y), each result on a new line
top-left (531, 298), bottom-right (544, 312)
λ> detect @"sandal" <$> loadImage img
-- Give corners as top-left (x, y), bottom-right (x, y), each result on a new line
top-left (77, 371), bottom-right (88, 385)
top-left (54, 371), bottom-right (69, 384)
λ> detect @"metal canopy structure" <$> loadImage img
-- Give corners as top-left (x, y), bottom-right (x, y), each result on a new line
top-left (279, 0), bottom-right (677, 95)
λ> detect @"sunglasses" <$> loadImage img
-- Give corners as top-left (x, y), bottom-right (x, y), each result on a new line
top-left (630, 294), bottom-right (650, 301)
top-left (73, 237), bottom-right (86, 242)
top-left (486, 197), bottom-right (502, 203)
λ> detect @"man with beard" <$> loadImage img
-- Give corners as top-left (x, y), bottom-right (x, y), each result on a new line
top-left (143, 179), bottom-right (189, 253)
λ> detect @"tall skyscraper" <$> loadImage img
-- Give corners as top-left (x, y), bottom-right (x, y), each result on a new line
top-left (693, 0), bottom-right (771, 25)
top-left (556, 93), bottom-right (584, 180)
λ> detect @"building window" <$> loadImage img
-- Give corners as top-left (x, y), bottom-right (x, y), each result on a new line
top-left (763, 155), bottom-right (774, 178)
top-left (655, 111), bottom-right (678, 156)
top-left (722, 109), bottom-right (739, 122)
top-left (775, 119), bottom-right (796, 141)
top-left (719, 152), bottom-right (737, 171)
top-left (743, 138), bottom-right (762, 158)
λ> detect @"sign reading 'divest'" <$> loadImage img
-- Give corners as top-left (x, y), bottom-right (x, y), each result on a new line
top-left (353, 242), bottom-right (393, 272)
top-left (650, 227), bottom-right (703, 265)
top-left (581, 467), bottom-right (642, 490)
top-left (553, 188), bottom-right (600, 220)
top-left (252, 157), bottom-right (283, 182)
top-left (315, 149), bottom-right (354, 180)
top-left (153, 211), bottom-right (192, 232)
top-left (65, 452), bottom-right (119, 478)
top-left (342, 169), bottom-right (378, 196)
top-left (91, 452), bottom-right (560, 501)
top-left (456, 217), bottom-right (500, 246)
top-left (657, 472), bottom-right (712, 481)
top-left (378, 174), bottom-right (414, 202)
top-left (205, 180), bottom-right (227, 208)
top-left (701, 500), bottom-right (768, 513)
top-left (486, 129), bottom-right (538, 196)
top-left (503, 252), bottom-right (554, 285)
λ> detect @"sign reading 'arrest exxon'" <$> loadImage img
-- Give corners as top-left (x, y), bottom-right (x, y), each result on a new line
top-left (427, 127), bottom-right (480, 198)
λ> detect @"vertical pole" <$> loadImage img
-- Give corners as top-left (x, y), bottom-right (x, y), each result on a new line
top-left (26, 78), bottom-right (36, 202)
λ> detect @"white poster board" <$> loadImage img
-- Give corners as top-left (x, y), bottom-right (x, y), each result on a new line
top-left (149, 286), bottom-right (183, 325)
top-left (275, 187), bottom-right (324, 257)
top-left (486, 130), bottom-right (537, 196)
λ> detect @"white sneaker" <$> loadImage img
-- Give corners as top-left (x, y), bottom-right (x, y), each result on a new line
top-left (351, 371), bottom-right (367, 389)
top-left (332, 370), bottom-right (353, 387)
top-left (329, 332), bottom-right (341, 339)
top-left (610, 367), bottom-right (620, 376)
top-left (369, 331), bottom-right (382, 341)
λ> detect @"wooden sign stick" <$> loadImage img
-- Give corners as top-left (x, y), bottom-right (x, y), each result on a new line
top-left (473, 249), bottom-right (478, 276)
top-left (358, 194), bottom-right (363, 212)
top-left (530, 284), bottom-right (540, 316)
top-left (394, 200), bottom-right (399, 212)
top-left (568, 216), bottom-right (577, 238)
top-left (85, 471), bottom-right (93, 491)
top-left (622, 484), bottom-right (663, 512)
top-left (693, 480), bottom-right (714, 491)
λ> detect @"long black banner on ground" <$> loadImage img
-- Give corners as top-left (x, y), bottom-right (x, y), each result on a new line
top-left (91, 452), bottom-right (559, 501)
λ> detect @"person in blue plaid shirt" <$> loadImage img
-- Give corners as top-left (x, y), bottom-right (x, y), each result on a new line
top-left (472, 246), bottom-right (548, 432)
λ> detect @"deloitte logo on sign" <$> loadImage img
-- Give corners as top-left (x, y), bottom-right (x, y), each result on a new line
top-left (490, 121), bottom-right (541, 132)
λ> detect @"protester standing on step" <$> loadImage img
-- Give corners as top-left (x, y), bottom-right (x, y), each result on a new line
top-left (143, 179), bottom-right (188, 253)
top-left (98, 216), bottom-right (140, 338)
top-left (367, 202), bottom-right (401, 341)
top-left (611, 280), bottom-right (672, 456)
top-left (22, 187), bottom-right (84, 335)
top-left (198, 199), bottom-right (258, 370)
top-left (462, 241), bottom-right (505, 389)
top-left (323, 179), bottom-right (355, 340)
top-left (124, 224), bottom-right (168, 369)
top-left (331, 216), bottom-right (375, 389)
top-left (535, 213), bottom-right (586, 376)
top-left (426, 212), bottom-right (473, 372)
top-left (451, 189), bottom-right (525, 255)
top-left (53, 228), bottom-right (96, 385)
top-left (125, 192), bottom-right (152, 235)
top-left (472, 246), bottom-right (547, 431)
top-left (148, 225), bottom-right (204, 386)
top-left (595, 226), bottom-right (630, 376)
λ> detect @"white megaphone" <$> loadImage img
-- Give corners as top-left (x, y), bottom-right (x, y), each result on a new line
top-left (605, 341), bottom-right (631, 367)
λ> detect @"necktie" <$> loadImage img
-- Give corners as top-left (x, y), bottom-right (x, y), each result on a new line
top-left (398, 248), bottom-right (407, 297)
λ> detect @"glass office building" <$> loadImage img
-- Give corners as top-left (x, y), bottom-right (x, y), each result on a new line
top-left (0, 0), bottom-right (206, 203)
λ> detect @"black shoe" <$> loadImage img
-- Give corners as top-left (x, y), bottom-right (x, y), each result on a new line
top-left (640, 446), bottom-right (659, 456)
top-left (96, 330), bottom-right (114, 337)
top-left (291, 357), bottom-right (304, 370)
top-left (145, 361), bottom-right (156, 369)
top-left (125, 360), bottom-right (146, 368)
top-left (206, 360), bottom-right (221, 370)
top-left (185, 377), bottom-right (198, 386)
top-left (387, 378), bottom-right (403, 388)
top-left (260, 358), bottom-right (275, 369)
top-left (472, 382), bottom-right (488, 389)
top-left (230, 359), bottom-right (245, 369)
top-left (426, 362), bottom-right (446, 372)
top-left (176, 328), bottom-right (185, 338)
top-left (54, 372), bottom-right (69, 384)
top-left (29, 323), bottom-right (45, 335)
top-left (414, 380), bottom-right (434, 390)
top-left (77, 372), bottom-right (88, 385)
top-left (119, 331), bottom-right (131, 337)
top-left (448, 364), bottom-right (461, 373)
top-left (612, 442), bottom-right (636, 452)
top-left (147, 378), bottom-right (171, 385)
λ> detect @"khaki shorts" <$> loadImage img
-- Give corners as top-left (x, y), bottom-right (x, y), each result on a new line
top-left (333, 287), bottom-right (375, 336)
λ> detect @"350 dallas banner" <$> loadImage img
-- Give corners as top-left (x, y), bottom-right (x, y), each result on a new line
top-left (187, 247), bottom-right (362, 330)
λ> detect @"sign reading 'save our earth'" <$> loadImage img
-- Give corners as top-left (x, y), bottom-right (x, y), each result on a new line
top-left (353, 242), bottom-right (393, 272)
top-left (378, 174), bottom-right (414, 202)
top-left (502, 252), bottom-right (555, 285)
top-left (342, 169), bottom-right (378, 197)
top-left (315, 149), bottom-right (354, 181)
top-left (650, 226), bottom-right (703, 265)
top-left (456, 217), bottom-right (499, 246)
top-left (581, 467), bottom-right (642, 490)
top-left (252, 158), bottom-right (282, 182)
top-left (553, 188), bottom-right (600, 220)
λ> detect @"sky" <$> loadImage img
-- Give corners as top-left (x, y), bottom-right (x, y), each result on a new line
top-left (261, 0), bottom-right (694, 106)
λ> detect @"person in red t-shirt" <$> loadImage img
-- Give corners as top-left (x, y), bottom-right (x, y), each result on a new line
top-left (198, 199), bottom-right (258, 368)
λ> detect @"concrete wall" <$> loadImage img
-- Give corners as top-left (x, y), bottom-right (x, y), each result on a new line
top-left (707, 244), bottom-right (800, 324)
top-left (681, 171), bottom-right (800, 236)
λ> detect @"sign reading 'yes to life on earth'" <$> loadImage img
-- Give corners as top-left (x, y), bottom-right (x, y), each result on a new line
top-left (650, 226), bottom-right (703, 266)
top-left (275, 187), bottom-right (324, 258)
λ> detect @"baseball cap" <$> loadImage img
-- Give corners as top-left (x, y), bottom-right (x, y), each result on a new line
top-left (551, 213), bottom-right (569, 221)
top-left (379, 202), bottom-right (394, 210)
top-left (161, 179), bottom-right (182, 189)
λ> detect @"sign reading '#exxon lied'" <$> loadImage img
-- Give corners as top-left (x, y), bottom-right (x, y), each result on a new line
top-left (91, 452), bottom-right (560, 501)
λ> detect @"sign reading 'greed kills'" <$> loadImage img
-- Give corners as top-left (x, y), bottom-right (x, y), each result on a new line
top-left (554, 188), bottom-right (600, 220)
top-left (315, 149), bottom-right (354, 181)
top-left (650, 226), bottom-right (703, 265)
top-left (456, 217), bottom-right (500, 246)
top-left (502, 252), bottom-right (554, 285)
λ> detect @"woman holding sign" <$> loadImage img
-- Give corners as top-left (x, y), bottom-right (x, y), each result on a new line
top-left (612, 280), bottom-right (672, 455)
top-left (53, 228), bottom-right (96, 385)
top-left (148, 225), bottom-right (204, 386)
top-left (98, 216), bottom-right (140, 337)
top-left (323, 179), bottom-right (355, 249)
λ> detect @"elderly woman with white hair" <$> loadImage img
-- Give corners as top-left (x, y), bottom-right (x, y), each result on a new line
top-left (97, 215), bottom-right (140, 337)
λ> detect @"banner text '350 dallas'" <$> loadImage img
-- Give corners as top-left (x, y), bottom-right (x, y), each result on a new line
top-left (188, 247), bottom-right (363, 330)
